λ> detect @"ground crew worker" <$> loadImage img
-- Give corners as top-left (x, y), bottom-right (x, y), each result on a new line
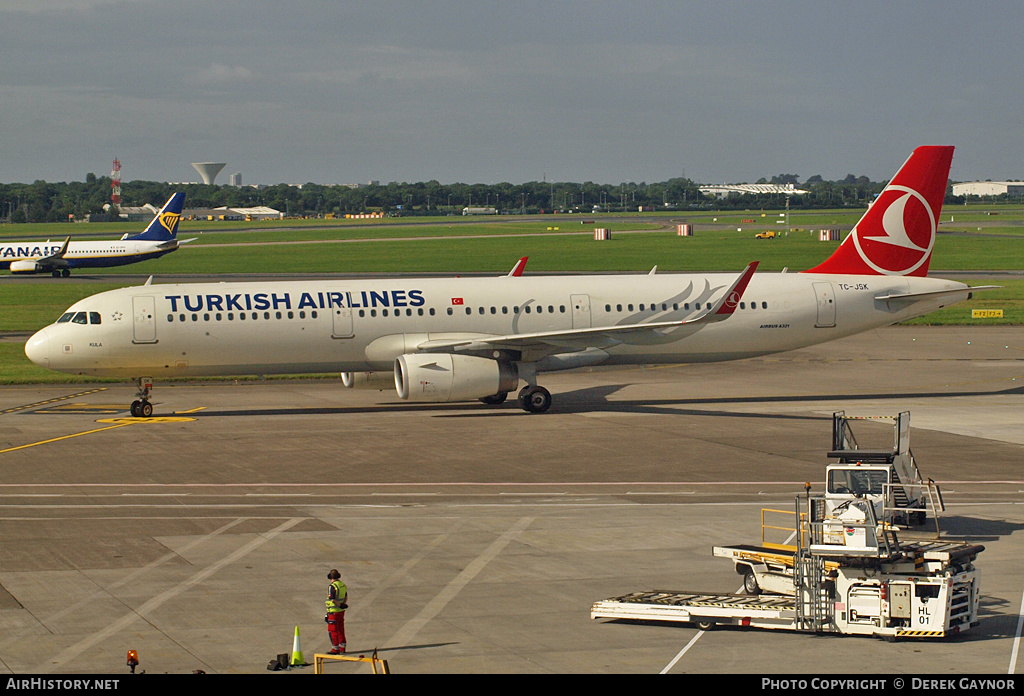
top-left (325, 569), bottom-right (348, 654)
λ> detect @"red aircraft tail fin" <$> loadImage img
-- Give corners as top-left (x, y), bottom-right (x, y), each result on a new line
top-left (803, 146), bottom-right (953, 277)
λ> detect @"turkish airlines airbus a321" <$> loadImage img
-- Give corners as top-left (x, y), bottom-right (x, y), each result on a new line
top-left (26, 146), bottom-right (993, 416)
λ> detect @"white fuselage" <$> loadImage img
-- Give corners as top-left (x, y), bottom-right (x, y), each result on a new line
top-left (0, 239), bottom-right (176, 272)
top-left (25, 271), bottom-right (971, 379)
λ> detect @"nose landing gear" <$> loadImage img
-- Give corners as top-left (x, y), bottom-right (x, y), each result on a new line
top-left (130, 377), bottom-right (154, 418)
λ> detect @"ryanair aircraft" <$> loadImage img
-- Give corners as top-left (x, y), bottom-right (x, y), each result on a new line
top-left (1, 193), bottom-right (188, 277)
top-left (25, 148), bottom-right (993, 415)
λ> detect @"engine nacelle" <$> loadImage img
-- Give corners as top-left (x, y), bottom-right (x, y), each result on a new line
top-left (10, 260), bottom-right (42, 274)
top-left (395, 353), bottom-right (518, 403)
top-left (340, 371), bottom-right (394, 390)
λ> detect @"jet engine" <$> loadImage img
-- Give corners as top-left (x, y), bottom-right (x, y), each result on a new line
top-left (395, 353), bottom-right (518, 403)
top-left (340, 371), bottom-right (394, 390)
top-left (10, 260), bottom-right (42, 274)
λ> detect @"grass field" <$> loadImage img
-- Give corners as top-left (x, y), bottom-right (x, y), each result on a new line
top-left (0, 211), bottom-right (1019, 383)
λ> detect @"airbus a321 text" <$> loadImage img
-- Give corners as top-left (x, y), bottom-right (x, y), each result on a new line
top-left (26, 147), bottom-right (994, 416)
top-left (1, 193), bottom-right (189, 277)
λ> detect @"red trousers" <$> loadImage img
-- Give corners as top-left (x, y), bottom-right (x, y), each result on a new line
top-left (327, 611), bottom-right (346, 648)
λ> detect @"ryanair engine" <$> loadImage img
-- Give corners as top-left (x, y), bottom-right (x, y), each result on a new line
top-left (10, 260), bottom-right (43, 274)
top-left (395, 354), bottom-right (519, 403)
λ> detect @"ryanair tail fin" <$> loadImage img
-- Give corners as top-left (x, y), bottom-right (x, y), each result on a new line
top-left (802, 146), bottom-right (953, 277)
top-left (125, 193), bottom-right (185, 242)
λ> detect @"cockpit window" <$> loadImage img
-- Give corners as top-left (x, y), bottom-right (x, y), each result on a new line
top-left (57, 312), bottom-right (75, 323)
top-left (71, 312), bottom-right (88, 325)
top-left (89, 312), bottom-right (102, 325)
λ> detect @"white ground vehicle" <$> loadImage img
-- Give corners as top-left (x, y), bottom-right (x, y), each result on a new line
top-left (591, 413), bottom-right (983, 639)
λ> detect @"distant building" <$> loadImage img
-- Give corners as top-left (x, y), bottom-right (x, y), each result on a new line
top-left (698, 183), bottom-right (809, 199)
top-left (185, 206), bottom-right (282, 221)
top-left (229, 172), bottom-right (242, 187)
top-left (952, 181), bottom-right (1024, 197)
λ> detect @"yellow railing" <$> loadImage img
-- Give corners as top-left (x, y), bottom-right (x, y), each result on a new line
top-left (314, 650), bottom-right (391, 674)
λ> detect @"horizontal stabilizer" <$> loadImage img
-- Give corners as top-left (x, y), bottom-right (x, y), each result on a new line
top-left (874, 285), bottom-right (1000, 303)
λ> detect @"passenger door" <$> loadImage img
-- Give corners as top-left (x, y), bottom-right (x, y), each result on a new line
top-left (132, 296), bottom-right (157, 344)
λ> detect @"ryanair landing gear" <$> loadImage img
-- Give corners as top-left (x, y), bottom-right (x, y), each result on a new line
top-left (517, 385), bottom-right (551, 414)
top-left (130, 377), bottom-right (154, 418)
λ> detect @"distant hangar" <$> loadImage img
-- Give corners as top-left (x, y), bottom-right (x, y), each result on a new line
top-left (699, 183), bottom-right (809, 198)
top-left (952, 181), bottom-right (1024, 197)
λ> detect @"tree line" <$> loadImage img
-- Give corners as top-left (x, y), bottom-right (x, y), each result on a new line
top-left (0, 172), bottom-right (972, 223)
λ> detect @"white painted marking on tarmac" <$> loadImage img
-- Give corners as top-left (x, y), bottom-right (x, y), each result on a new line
top-left (661, 630), bottom-right (705, 674)
top-left (1010, 585), bottom-right (1024, 674)
top-left (383, 517), bottom-right (533, 651)
top-left (35, 517), bottom-right (304, 673)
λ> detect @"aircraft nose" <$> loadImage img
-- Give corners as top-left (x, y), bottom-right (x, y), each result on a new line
top-left (25, 328), bottom-right (50, 369)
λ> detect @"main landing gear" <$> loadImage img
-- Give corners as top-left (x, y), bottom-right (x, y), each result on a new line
top-left (516, 385), bottom-right (551, 414)
top-left (480, 385), bottom-right (551, 412)
top-left (130, 377), bottom-right (154, 418)
top-left (50, 269), bottom-right (71, 278)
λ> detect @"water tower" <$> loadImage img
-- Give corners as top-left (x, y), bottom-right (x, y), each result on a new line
top-left (191, 162), bottom-right (227, 185)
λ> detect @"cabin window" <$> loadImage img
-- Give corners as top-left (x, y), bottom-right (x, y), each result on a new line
top-left (447, 308), bottom-right (453, 316)
top-left (192, 314), bottom-right (198, 322)
top-left (761, 302), bottom-right (768, 309)
top-left (90, 312), bottom-right (102, 324)
top-left (216, 313), bottom-right (223, 321)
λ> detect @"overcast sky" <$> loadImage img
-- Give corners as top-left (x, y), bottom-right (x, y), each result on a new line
top-left (1, 0), bottom-right (1021, 186)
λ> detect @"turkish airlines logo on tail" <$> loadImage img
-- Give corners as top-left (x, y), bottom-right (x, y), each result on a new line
top-left (852, 185), bottom-right (936, 275)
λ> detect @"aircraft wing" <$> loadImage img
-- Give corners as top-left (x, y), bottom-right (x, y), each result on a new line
top-left (33, 237), bottom-right (70, 270)
top-left (416, 262), bottom-right (758, 357)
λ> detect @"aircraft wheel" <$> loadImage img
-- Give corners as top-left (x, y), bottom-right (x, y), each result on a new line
top-left (51, 270), bottom-right (61, 278)
top-left (61, 269), bottom-right (71, 278)
top-left (140, 401), bottom-right (153, 418)
top-left (479, 392), bottom-right (508, 405)
top-left (130, 400), bottom-right (141, 417)
top-left (696, 619), bottom-right (716, 631)
top-left (517, 386), bottom-right (551, 414)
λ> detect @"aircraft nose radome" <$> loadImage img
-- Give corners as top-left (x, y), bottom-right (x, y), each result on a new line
top-left (25, 329), bottom-right (49, 368)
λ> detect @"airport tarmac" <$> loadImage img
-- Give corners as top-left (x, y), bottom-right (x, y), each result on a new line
top-left (0, 325), bottom-right (1021, 675)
